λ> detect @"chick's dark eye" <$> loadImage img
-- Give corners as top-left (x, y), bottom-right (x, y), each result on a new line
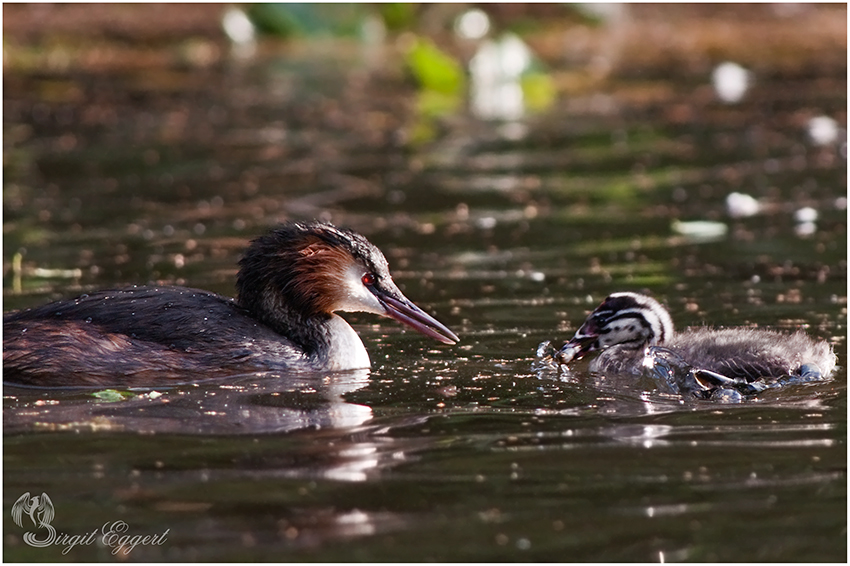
top-left (361, 273), bottom-right (377, 286)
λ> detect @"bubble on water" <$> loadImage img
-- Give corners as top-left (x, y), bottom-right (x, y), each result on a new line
top-left (726, 192), bottom-right (760, 218)
top-left (477, 217), bottom-right (497, 229)
top-left (807, 115), bottom-right (839, 146)
top-left (794, 206), bottom-right (818, 223)
top-left (712, 62), bottom-right (750, 104)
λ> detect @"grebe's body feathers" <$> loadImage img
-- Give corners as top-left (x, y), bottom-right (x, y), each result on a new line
top-left (665, 327), bottom-right (835, 382)
top-left (4, 286), bottom-right (311, 386)
top-left (4, 221), bottom-right (458, 387)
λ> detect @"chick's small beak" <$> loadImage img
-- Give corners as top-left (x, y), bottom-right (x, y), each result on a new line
top-left (372, 289), bottom-right (459, 345)
top-left (556, 333), bottom-right (598, 364)
top-left (555, 319), bottom-right (601, 364)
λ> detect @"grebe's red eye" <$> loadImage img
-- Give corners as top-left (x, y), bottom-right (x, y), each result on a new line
top-left (361, 273), bottom-right (376, 286)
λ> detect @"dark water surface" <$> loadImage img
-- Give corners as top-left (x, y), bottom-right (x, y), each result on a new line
top-left (3, 11), bottom-right (847, 562)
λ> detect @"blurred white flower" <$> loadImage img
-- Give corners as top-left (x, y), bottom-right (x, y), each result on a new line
top-left (455, 9), bottom-right (490, 40)
top-left (222, 8), bottom-right (256, 46)
top-left (470, 34), bottom-right (532, 120)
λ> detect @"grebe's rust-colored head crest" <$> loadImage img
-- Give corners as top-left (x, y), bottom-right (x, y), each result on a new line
top-left (237, 221), bottom-right (458, 345)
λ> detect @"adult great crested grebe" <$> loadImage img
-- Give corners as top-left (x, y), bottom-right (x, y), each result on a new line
top-left (555, 292), bottom-right (836, 399)
top-left (4, 221), bottom-right (459, 387)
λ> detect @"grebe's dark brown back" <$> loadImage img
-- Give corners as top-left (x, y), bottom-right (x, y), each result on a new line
top-left (3, 221), bottom-right (458, 387)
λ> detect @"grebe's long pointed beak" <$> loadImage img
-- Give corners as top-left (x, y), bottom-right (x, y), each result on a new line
top-left (374, 292), bottom-right (459, 345)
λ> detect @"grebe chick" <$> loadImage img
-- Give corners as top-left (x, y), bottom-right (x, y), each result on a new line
top-left (4, 221), bottom-right (458, 387)
top-left (556, 292), bottom-right (836, 399)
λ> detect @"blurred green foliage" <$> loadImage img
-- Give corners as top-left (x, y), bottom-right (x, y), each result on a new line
top-left (247, 3), bottom-right (367, 37)
top-left (405, 37), bottom-right (466, 95)
top-left (378, 3), bottom-right (419, 31)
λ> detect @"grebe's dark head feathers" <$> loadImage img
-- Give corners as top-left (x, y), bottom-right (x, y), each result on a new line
top-left (237, 222), bottom-right (386, 316)
top-left (237, 221), bottom-right (457, 345)
top-left (557, 292), bottom-right (674, 364)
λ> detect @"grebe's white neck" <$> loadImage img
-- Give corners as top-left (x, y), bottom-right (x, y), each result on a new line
top-left (314, 314), bottom-right (371, 371)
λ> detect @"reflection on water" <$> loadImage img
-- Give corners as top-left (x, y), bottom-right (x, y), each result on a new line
top-left (3, 4), bottom-right (846, 562)
top-left (3, 350), bottom-right (845, 560)
top-left (4, 370), bottom-right (373, 435)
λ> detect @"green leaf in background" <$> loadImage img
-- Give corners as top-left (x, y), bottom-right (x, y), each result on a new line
top-left (91, 389), bottom-right (136, 402)
top-left (379, 3), bottom-right (419, 32)
top-left (406, 37), bottom-right (465, 95)
top-left (416, 90), bottom-right (461, 117)
top-left (408, 90), bottom-right (462, 144)
top-left (521, 71), bottom-right (556, 111)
